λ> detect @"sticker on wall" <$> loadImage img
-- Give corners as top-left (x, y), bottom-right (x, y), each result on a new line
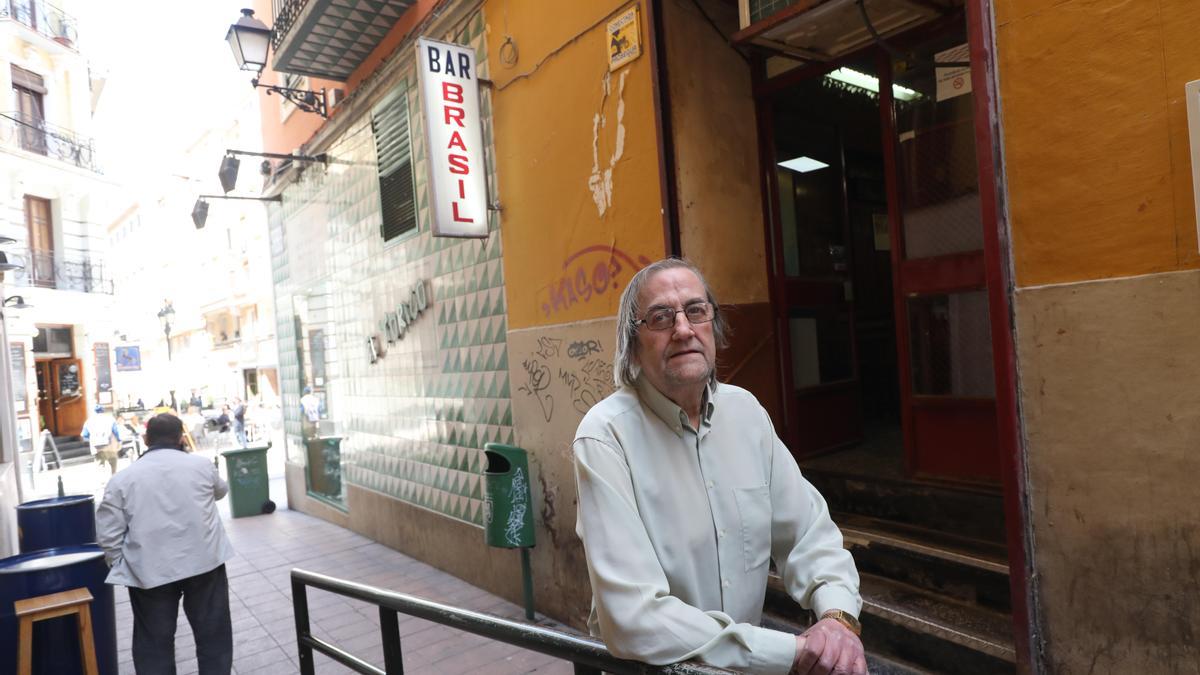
top-left (607, 5), bottom-right (641, 71)
top-left (934, 44), bottom-right (971, 102)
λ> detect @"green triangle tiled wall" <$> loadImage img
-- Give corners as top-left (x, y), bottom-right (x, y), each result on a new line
top-left (267, 12), bottom-right (505, 527)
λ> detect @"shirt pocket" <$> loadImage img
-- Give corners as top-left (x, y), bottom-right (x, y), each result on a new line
top-left (733, 485), bottom-right (772, 571)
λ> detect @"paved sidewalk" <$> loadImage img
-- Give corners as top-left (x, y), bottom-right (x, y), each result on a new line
top-left (112, 478), bottom-right (574, 674)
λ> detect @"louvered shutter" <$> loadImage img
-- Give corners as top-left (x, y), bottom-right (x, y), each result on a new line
top-left (372, 86), bottom-right (417, 241)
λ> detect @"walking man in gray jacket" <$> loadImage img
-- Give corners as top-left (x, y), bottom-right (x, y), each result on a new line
top-left (97, 413), bottom-right (235, 674)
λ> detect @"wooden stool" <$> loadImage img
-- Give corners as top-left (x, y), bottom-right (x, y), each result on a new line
top-left (15, 587), bottom-right (99, 675)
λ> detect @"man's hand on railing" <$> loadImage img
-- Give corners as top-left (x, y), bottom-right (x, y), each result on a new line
top-left (790, 618), bottom-right (867, 675)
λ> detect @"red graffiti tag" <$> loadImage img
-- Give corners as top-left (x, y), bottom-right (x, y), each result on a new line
top-left (539, 246), bottom-right (652, 319)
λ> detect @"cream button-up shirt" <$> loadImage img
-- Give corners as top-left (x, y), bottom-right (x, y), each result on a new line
top-left (573, 378), bottom-right (861, 675)
top-left (96, 447), bottom-right (235, 589)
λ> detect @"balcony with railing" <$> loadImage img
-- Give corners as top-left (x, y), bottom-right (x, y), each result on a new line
top-left (269, 0), bottom-right (415, 81)
top-left (7, 248), bottom-right (113, 294)
top-left (0, 111), bottom-right (99, 172)
top-left (1, 0), bottom-right (78, 47)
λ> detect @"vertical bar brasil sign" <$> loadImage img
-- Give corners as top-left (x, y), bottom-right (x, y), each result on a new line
top-left (417, 37), bottom-right (488, 238)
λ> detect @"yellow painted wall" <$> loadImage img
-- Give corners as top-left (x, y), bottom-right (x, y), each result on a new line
top-left (998, 1), bottom-right (1200, 670)
top-left (486, 0), bottom-right (666, 329)
top-left (997, 0), bottom-right (1200, 286)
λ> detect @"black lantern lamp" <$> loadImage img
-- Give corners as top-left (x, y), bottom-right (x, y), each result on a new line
top-left (191, 193), bottom-right (283, 230)
top-left (226, 8), bottom-right (271, 72)
top-left (226, 9), bottom-right (328, 118)
top-left (217, 149), bottom-right (326, 197)
top-left (219, 155), bottom-right (241, 193)
top-left (192, 198), bottom-right (210, 229)
top-left (0, 252), bottom-right (23, 272)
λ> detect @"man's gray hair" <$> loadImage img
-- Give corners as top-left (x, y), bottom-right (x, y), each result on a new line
top-left (613, 258), bottom-right (729, 388)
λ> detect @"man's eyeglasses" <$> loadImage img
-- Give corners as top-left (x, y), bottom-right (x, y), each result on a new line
top-left (634, 302), bottom-right (716, 331)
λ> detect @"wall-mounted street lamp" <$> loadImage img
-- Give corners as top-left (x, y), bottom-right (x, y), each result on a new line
top-left (0, 236), bottom-right (21, 273)
top-left (226, 9), bottom-right (329, 118)
top-left (3, 296), bottom-right (31, 309)
top-left (219, 148), bottom-right (327, 194)
top-left (157, 301), bottom-right (176, 361)
top-left (191, 194), bottom-right (283, 229)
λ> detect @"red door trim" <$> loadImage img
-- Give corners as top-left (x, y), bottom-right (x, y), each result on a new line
top-left (965, 0), bottom-right (1035, 669)
top-left (899, 251), bottom-right (987, 295)
top-left (752, 55), bottom-right (801, 450)
top-left (877, 50), bottom-right (919, 480)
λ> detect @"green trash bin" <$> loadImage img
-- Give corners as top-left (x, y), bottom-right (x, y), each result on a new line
top-left (482, 443), bottom-right (537, 620)
top-left (221, 444), bottom-right (275, 518)
top-left (483, 443), bottom-right (535, 548)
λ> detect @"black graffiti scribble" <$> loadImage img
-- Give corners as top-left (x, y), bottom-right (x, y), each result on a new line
top-left (567, 339), bottom-right (602, 360)
top-left (559, 358), bottom-right (614, 415)
top-left (518, 358), bottom-right (555, 421)
top-left (534, 337), bottom-right (562, 360)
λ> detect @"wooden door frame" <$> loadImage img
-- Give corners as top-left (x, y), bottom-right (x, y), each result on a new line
top-left (748, 2), bottom-right (1034, 669)
top-left (35, 359), bottom-right (54, 434)
top-left (964, 0), bottom-right (1036, 668)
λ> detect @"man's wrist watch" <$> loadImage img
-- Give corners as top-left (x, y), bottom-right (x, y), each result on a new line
top-left (820, 609), bottom-right (862, 636)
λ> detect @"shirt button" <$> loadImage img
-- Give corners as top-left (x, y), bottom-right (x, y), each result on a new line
top-left (722, 579), bottom-right (731, 588)
top-left (706, 480), bottom-right (714, 489)
top-left (719, 529), bottom-right (727, 538)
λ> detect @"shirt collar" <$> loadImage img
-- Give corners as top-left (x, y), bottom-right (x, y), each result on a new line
top-left (635, 375), bottom-right (717, 436)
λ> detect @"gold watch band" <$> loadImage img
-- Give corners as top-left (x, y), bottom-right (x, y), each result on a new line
top-left (820, 609), bottom-right (862, 636)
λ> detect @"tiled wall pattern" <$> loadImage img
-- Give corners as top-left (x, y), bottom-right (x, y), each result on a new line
top-left (269, 11), bottom-right (508, 526)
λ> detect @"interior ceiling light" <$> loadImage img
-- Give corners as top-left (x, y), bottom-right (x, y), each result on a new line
top-left (824, 67), bottom-right (919, 101)
top-left (778, 156), bottom-right (830, 173)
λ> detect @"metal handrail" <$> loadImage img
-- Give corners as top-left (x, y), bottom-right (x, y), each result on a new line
top-left (291, 568), bottom-right (735, 675)
top-left (0, 111), bottom-right (98, 172)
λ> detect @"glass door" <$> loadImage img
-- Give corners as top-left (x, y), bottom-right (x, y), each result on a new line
top-left (768, 105), bottom-right (862, 457)
top-left (883, 21), bottom-right (1000, 483)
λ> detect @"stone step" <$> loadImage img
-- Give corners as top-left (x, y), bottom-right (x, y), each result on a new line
top-left (804, 468), bottom-right (1008, 545)
top-left (836, 513), bottom-right (1012, 614)
top-left (766, 572), bottom-right (1016, 674)
top-left (39, 437), bottom-right (92, 468)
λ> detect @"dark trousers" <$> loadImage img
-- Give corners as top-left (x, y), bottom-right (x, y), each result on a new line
top-left (128, 564), bottom-right (232, 675)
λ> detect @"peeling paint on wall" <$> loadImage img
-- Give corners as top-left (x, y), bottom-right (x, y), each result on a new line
top-left (588, 70), bottom-right (628, 217)
top-left (491, 0), bottom-right (665, 331)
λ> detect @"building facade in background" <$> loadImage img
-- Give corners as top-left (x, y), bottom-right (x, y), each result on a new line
top-left (253, 0), bottom-right (1199, 672)
top-left (0, 0), bottom-right (122, 542)
top-left (105, 106), bottom-right (279, 413)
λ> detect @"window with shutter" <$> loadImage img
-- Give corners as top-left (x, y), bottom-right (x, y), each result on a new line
top-left (372, 85), bottom-right (418, 242)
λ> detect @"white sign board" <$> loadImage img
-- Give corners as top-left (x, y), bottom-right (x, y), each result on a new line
top-left (934, 44), bottom-right (972, 102)
top-left (1187, 79), bottom-right (1200, 252)
top-left (417, 37), bottom-right (488, 238)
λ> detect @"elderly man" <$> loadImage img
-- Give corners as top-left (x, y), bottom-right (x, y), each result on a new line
top-left (573, 258), bottom-right (865, 675)
top-left (96, 414), bottom-right (235, 674)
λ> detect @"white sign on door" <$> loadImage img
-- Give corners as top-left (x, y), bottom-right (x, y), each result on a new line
top-left (417, 37), bottom-right (489, 238)
top-left (934, 44), bottom-right (972, 102)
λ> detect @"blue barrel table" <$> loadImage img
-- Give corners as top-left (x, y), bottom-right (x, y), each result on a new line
top-left (16, 495), bottom-right (97, 553)
top-left (0, 546), bottom-right (117, 675)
